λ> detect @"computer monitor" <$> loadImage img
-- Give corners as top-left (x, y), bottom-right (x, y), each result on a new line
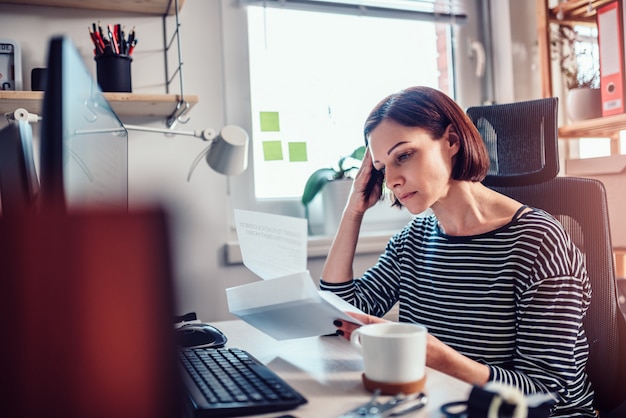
top-left (0, 119), bottom-right (40, 216)
top-left (39, 36), bottom-right (128, 211)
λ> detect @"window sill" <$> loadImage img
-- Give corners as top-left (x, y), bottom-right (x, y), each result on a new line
top-left (224, 230), bottom-right (395, 265)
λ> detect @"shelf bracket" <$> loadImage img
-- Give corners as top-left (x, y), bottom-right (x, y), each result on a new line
top-left (166, 99), bottom-right (191, 129)
top-left (162, 0), bottom-right (190, 128)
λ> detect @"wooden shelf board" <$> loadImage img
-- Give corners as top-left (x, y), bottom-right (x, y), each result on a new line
top-left (0, 91), bottom-right (198, 119)
top-left (0, 91), bottom-right (43, 115)
top-left (0, 0), bottom-right (184, 15)
top-left (547, 0), bottom-right (614, 23)
top-left (103, 92), bottom-right (198, 117)
top-left (558, 113), bottom-right (626, 139)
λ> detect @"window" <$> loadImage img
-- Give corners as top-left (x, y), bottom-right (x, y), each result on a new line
top-left (578, 138), bottom-right (612, 158)
top-left (247, 5), bottom-right (453, 200)
top-left (225, 1), bottom-right (484, 238)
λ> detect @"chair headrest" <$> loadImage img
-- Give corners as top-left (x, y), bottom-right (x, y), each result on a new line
top-left (466, 97), bottom-right (559, 187)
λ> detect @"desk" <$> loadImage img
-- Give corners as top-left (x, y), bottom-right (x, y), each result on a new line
top-left (212, 320), bottom-right (472, 417)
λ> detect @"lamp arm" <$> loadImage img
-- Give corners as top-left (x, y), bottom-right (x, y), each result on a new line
top-left (123, 125), bottom-right (219, 182)
top-left (3, 109), bottom-right (216, 142)
top-left (124, 124), bottom-right (216, 141)
top-left (5, 107), bottom-right (248, 180)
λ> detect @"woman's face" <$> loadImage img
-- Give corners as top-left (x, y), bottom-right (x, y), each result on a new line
top-left (368, 119), bottom-right (459, 214)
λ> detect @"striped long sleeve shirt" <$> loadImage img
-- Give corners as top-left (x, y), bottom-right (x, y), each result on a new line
top-left (320, 208), bottom-right (595, 417)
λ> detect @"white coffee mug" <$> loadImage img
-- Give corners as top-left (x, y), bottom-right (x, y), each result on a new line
top-left (351, 322), bottom-right (427, 388)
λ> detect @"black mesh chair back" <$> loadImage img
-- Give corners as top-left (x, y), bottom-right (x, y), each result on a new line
top-left (468, 97), bottom-right (559, 187)
top-left (467, 98), bottom-right (626, 414)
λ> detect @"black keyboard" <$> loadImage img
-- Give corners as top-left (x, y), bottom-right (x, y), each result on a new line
top-left (179, 347), bottom-right (308, 417)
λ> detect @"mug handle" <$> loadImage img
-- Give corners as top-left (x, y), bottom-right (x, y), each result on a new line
top-left (350, 328), bottom-right (364, 353)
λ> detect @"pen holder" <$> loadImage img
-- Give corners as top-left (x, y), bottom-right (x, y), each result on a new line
top-left (95, 54), bottom-right (132, 93)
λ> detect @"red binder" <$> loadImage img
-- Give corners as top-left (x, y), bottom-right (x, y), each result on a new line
top-left (598, 1), bottom-right (625, 116)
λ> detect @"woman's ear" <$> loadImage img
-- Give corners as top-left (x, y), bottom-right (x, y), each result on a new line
top-left (446, 125), bottom-right (461, 156)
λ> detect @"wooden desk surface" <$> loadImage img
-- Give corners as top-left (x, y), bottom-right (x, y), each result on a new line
top-left (212, 320), bottom-right (472, 417)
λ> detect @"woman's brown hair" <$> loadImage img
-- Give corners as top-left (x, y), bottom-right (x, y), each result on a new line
top-left (362, 86), bottom-right (489, 206)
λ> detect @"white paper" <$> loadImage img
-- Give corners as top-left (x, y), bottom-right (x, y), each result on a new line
top-left (226, 271), bottom-right (319, 313)
top-left (228, 210), bottom-right (364, 340)
top-left (227, 272), bottom-right (363, 340)
top-left (234, 209), bottom-right (307, 279)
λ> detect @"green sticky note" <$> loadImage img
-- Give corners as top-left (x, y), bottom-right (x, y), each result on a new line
top-left (263, 141), bottom-right (283, 161)
top-left (260, 111), bottom-right (280, 132)
top-left (288, 142), bottom-right (308, 162)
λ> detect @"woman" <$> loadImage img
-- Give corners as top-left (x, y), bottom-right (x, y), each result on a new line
top-left (320, 86), bottom-right (595, 417)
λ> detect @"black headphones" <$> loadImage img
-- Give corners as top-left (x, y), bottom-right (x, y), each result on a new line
top-left (440, 383), bottom-right (555, 418)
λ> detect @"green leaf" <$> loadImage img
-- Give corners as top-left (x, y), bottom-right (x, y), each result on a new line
top-left (301, 146), bottom-right (366, 207)
top-left (350, 145), bottom-right (366, 161)
top-left (301, 168), bottom-right (337, 206)
top-left (338, 145), bottom-right (366, 174)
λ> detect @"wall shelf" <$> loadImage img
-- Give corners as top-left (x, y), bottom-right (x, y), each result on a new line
top-left (0, 0), bottom-right (183, 16)
top-left (0, 91), bottom-right (198, 119)
top-left (544, 0), bottom-right (612, 25)
top-left (537, 0), bottom-right (624, 142)
top-left (0, 0), bottom-right (197, 124)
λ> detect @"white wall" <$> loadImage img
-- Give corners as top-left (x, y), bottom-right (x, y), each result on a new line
top-left (489, 0), bottom-right (541, 104)
top-left (0, 0), bottom-right (382, 322)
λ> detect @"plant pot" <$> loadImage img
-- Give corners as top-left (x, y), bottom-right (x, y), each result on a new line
top-left (566, 87), bottom-right (602, 122)
top-left (321, 179), bottom-right (352, 235)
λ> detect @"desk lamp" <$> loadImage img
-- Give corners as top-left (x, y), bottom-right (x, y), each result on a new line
top-left (124, 124), bottom-right (249, 180)
top-left (5, 108), bottom-right (249, 180)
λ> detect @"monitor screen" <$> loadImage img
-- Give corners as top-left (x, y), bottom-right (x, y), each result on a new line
top-left (0, 119), bottom-right (40, 216)
top-left (39, 36), bottom-right (128, 211)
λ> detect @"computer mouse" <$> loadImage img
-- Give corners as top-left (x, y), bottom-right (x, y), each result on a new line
top-left (176, 323), bottom-right (228, 348)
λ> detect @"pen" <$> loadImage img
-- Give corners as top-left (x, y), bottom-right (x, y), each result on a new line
top-left (88, 27), bottom-right (104, 55)
top-left (108, 24), bottom-right (119, 54)
top-left (116, 24), bottom-right (122, 54)
top-left (95, 30), bottom-right (106, 52)
top-left (120, 27), bottom-right (126, 54)
top-left (90, 21), bottom-right (136, 57)
top-left (88, 27), bottom-right (97, 54)
top-left (127, 27), bottom-right (135, 55)
top-left (128, 37), bottom-right (138, 56)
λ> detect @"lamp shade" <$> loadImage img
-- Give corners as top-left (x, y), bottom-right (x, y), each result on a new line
top-left (206, 125), bottom-right (249, 175)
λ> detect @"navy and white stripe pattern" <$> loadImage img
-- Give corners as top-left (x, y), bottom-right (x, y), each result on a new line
top-left (320, 208), bottom-right (595, 417)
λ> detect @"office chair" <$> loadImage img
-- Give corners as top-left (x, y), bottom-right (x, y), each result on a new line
top-left (619, 277), bottom-right (626, 313)
top-left (467, 98), bottom-right (626, 416)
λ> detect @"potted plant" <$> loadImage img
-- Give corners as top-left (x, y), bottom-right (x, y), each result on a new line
top-left (552, 24), bottom-right (601, 121)
top-left (301, 145), bottom-right (366, 234)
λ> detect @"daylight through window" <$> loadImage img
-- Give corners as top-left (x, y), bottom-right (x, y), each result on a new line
top-left (247, 6), bottom-right (453, 199)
